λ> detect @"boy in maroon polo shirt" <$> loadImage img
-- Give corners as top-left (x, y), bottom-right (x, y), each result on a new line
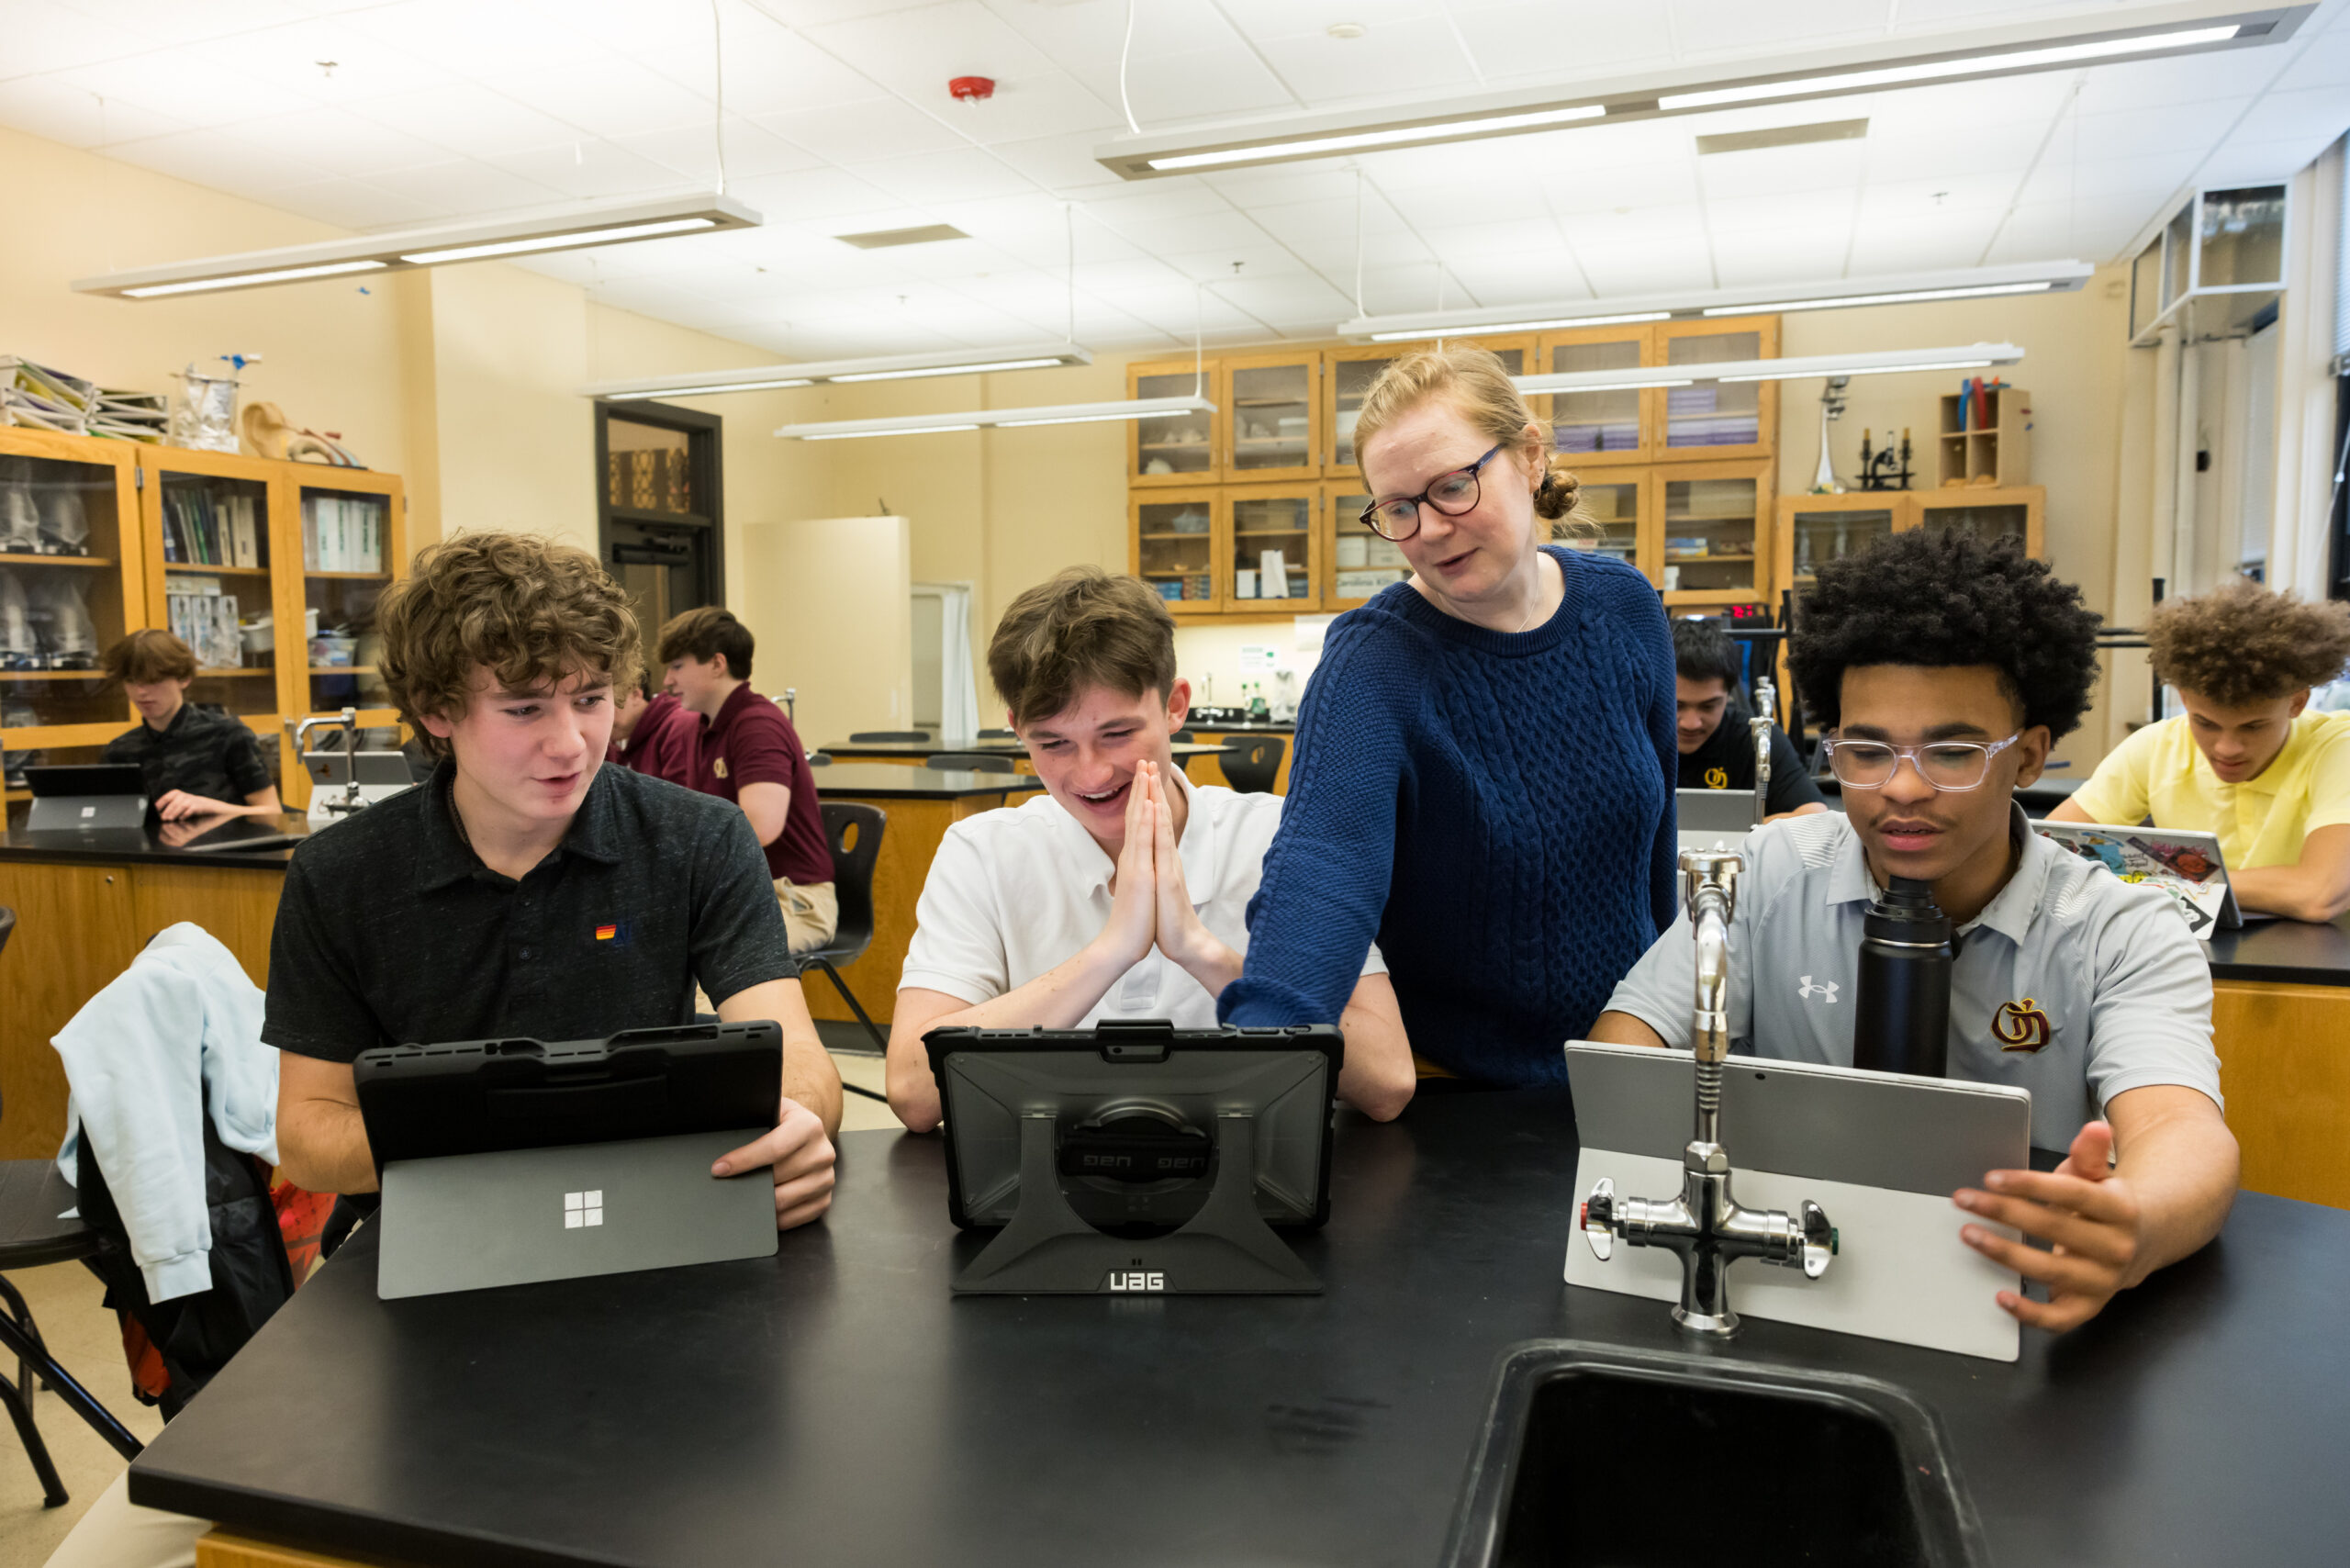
top-left (609, 671), bottom-right (698, 786)
top-left (658, 607), bottom-right (837, 953)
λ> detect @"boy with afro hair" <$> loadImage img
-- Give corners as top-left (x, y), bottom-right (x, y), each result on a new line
top-left (1595, 532), bottom-right (2236, 1334)
top-left (2049, 579), bottom-right (2350, 921)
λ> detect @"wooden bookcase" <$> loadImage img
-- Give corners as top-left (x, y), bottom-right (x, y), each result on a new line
top-left (1, 425), bottom-right (408, 809)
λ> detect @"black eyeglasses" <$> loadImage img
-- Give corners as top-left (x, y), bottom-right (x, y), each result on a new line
top-left (1359, 442), bottom-right (1505, 542)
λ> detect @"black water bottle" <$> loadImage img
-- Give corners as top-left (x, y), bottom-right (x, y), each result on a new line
top-left (1851, 876), bottom-right (1953, 1077)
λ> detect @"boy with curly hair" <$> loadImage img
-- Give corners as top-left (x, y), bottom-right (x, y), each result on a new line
top-left (269, 532), bottom-right (839, 1225)
top-left (1595, 532), bottom-right (2235, 1334)
top-left (2048, 579), bottom-right (2350, 921)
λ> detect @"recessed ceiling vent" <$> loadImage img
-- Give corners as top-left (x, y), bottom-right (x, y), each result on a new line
top-left (1695, 118), bottom-right (1868, 155)
top-left (834, 223), bottom-right (971, 250)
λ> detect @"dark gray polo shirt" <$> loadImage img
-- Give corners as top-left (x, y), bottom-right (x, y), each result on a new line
top-left (101, 701), bottom-right (272, 806)
top-left (264, 761), bottom-right (793, 1063)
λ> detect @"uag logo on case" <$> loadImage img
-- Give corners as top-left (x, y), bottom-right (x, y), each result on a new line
top-left (1104, 1271), bottom-right (1165, 1292)
top-left (564, 1191), bottom-right (604, 1228)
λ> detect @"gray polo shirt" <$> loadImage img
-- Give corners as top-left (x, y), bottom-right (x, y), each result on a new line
top-left (1601, 805), bottom-right (2221, 1150)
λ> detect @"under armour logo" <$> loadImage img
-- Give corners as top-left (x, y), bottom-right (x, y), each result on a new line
top-left (564, 1191), bottom-right (604, 1229)
top-left (1798, 976), bottom-right (1840, 1003)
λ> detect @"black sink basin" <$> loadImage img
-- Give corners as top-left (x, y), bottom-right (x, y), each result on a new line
top-left (1444, 1342), bottom-right (1985, 1568)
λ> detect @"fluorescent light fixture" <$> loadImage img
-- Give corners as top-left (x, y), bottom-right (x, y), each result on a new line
top-left (1100, 11), bottom-right (2301, 180)
top-left (1368, 310), bottom-right (1670, 342)
top-left (1659, 24), bottom-right (2244, 110)
top-left (1516, 342), bottom-right (2021, 396)
top-left (1146, 103), bottom-right (1606, 173)
top-left (122, 261), bottom-right (386, 299)
top-left (831, 356), bottom-right (1071, 383)
top-left (801, 424), bottom-right (982, 442)
top-left (1703, 281), bottom-right (2057, 315)
top-left (400, 217), bottom-right (718, 265)
top-left (777, 395), bottom-right (1214, 442)
top-left (76, 193), bottom-right (760, 299)
top-left (1339, 263), bottom-right (2091, 342)
top-left (588, 342), bottom-right (1092, 402)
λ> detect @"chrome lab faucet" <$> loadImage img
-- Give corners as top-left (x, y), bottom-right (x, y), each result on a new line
top-left (1751, 674), bottom-right (1776, 827)
top-left (1581, 847), bottom-right (1836, 1335)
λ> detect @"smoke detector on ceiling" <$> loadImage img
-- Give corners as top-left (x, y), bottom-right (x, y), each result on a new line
top-left (950, 76), bottom-right (996, 102)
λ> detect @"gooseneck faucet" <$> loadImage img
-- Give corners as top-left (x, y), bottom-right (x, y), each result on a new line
top-left (1581, 847), bottom-right (1836, 1335)
top-left (1750, 673), bottom-right (1776, 827)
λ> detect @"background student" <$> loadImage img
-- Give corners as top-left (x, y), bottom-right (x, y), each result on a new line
top-left (885, 568), bottom-right (1413, 1131)
top-left (609, 670), bottom-right (696, 786)
top-left (1593, 531), bottom-right (2236, 1333)
top-left (1219, 343), bottom-right (1676, 1088)
top-left (1670, 617), bottom-right (1827, 822)
top-left (2048, 579), bottom-right (2350, 922)
top-left (96, 629), bottom-right (281, 821)
top-left (656, 607), bottom-right (836, 953)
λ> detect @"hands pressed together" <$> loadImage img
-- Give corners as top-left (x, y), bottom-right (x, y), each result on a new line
top-left (1095, 760), bottom-right (1240, 994)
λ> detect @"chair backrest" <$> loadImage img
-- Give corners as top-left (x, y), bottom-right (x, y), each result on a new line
top-left (1171, 729), bottom-right (1196, 743)
top-left (806, 752), bottom-right (833, 767)
top-left (1221, 735), bottom-right (1286, 794)
top-left (848, 730), bottom-right (930, 743)
top-left (817, 801), bottom-right (887, 957)
top-left (0, 905), bottom-right (14, 962)
top-left (923, 754), bottom-right (1015, 774)
top-left (978, 727), bottom-right (1016, 739)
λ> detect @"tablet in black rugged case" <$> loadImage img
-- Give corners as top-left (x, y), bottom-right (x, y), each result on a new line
top-left (354, 1021), bottom-right (780, 1170)
top-left (923, 1021), bottom-right (1343, 1233)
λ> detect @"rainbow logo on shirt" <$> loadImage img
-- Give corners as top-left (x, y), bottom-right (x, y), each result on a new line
top-left (1993, 998), bottom-right (2053, 1054)
top-left (595, 924), bottom-right (618, 941)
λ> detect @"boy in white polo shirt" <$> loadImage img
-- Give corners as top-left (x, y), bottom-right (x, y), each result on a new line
top-left (886, 567), bottom-right (1415, 1132)
top-left (1594, 531), bottom-right (2238, 1334)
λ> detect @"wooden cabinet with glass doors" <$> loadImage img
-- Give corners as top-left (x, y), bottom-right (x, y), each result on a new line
top-left (1227, 486), bottom-right (1317, 610)
top-left (1128, 361), bottom-right (1220, 487)
top-left (0, 429), bottom-right (144, 801)
top-left (1224, 353), bottom-right (1322, 482)
top-left (1910, 487), bottom-right (2042, 557)
top-left (0, 425), bottom-right (406, 811)
top-left (1130, 489), bottom-right (1223, 616)
top-left (1537, 317), bottom-right (1780, 469)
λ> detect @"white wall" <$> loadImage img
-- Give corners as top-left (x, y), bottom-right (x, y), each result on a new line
top-left (737, 515), bottom-right (912, 750)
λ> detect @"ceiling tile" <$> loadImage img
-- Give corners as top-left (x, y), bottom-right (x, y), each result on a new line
top-left (1248, 18), bottom-right (1482, 106)
top-left (946, 73), bottom-right (1125, 144)
top-left (2227, 85), bottom-right (2350, 150)
top-left (1451, 2), bottom-right (1677, 84)
top-left (2272, 26), bottom-right (2350, 94)
top-left (800, 1), bottom-right (1061, 100)
top-left (343, 0), bottom-right (611, 77)
top-left (54, 54), bottom-right (322, 131)
top-left (720, 165), bottom-right (905, 220)
top-left (185, 18), bottom-right (457, 103)
top-left (494, 61), bottom-right (716, 141)
top-left (1573, 240), bottom-right (1718, 296)
top-left (1097, 206), bottom-right (1273, 256)
top-left (1555, 202), bottom-right (1707, 246)
top-left (2070, 100), bottom-right (2244, 163)
top-left (853, 144), bottom-right (1040, 203)
top-left (1707, 185), bottom-right (1856, 236)
top-left (1, 0), bottom-right (140, 76)
top-left (104, 127), bottom-right (331, 197)
top-left (487, 140), bottom-right (699, 202)
top-left (987, 132), bottom-right (1129, 193)
top-left (1667, 0), bottom-right (1892, 62)
top-left (356, 84), bottom-right (588, 158)
top-left (221, 107), bottom-right (459, 179)
top-left (265, 175), bottom-right (459, 230)
top-left (1158, 241), bottom-right (1319, 283)
top-left (1546, 161), bottom-right (1704, 214)
top-left (361, 158), bottom-right (571, 216)
top-left (0, 74), bottom-right (188, 149)
top-left (51, 0), bottom-right (314, 51)
top-left (2072, 47), bottom-right (2298, 115)
top-left (615, 119), bottom-right (823, 185)
top-left (755, 95), bottom-right (970, 162)
top-left (1695, 140), bottom-right (1868, 199)
top-left (640, 19), bottom-right (886, 115)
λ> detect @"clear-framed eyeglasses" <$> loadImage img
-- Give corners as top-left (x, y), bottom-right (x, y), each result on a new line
top-left (1359, 442), bottom-right (1505, 542)
top-left (1823, 733), bottom-right (2023, 792)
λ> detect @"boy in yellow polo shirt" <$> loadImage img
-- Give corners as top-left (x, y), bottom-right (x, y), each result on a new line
top-left (2051, 580), bottom-right (2350, 922)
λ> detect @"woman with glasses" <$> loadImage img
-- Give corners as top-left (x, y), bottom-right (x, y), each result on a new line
top-left (1593, 530), bottom-right (2237, 1335)
top-left (1217, 343), bottom-right (1678, 1091)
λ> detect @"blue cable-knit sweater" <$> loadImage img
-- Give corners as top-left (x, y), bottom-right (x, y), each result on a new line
top-left (1220, 546), bottom-right (1678, 1087)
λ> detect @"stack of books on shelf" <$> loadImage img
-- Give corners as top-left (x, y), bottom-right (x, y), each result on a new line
top-left (1663, 386), bottom-right (1759, 447)
top-left (303, 492), bottom-right (382, 572)
top-left (164, 577), bottom-right (244, 671)
top-left (90, 389), bottom-right (167, 442)
top-left (162, 487), bottom-right (263, 566)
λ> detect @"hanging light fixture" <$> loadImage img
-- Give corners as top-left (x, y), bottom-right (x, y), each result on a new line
top-left (588, 343), bottom-right (1093, 401)
top-left (776, 395), bottom-right (1214, 442)
top-left (1514, 342), bottom-right (2022, 397)
top-left (75, 194), bottom-right (761, 300)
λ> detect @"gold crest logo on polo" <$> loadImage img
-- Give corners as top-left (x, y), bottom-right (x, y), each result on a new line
top-left (713, 756), bottom-right (729, 778)
top-left (1992, 998), bottom-right (2052, 1053)
top-left (1705, 767), bottom-right (1729, 790)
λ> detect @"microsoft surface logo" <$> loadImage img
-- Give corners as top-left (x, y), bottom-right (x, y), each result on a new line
top-left (564, 1191), bottom-right (604, 1228)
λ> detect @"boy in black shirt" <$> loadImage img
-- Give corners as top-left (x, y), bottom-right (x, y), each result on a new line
top-left (98, 630), bottom-right (281, 820)
top-left (268, 532), bottom-right (839, 1226)
top-left (1673, 617), bottom-right (1826, 822)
